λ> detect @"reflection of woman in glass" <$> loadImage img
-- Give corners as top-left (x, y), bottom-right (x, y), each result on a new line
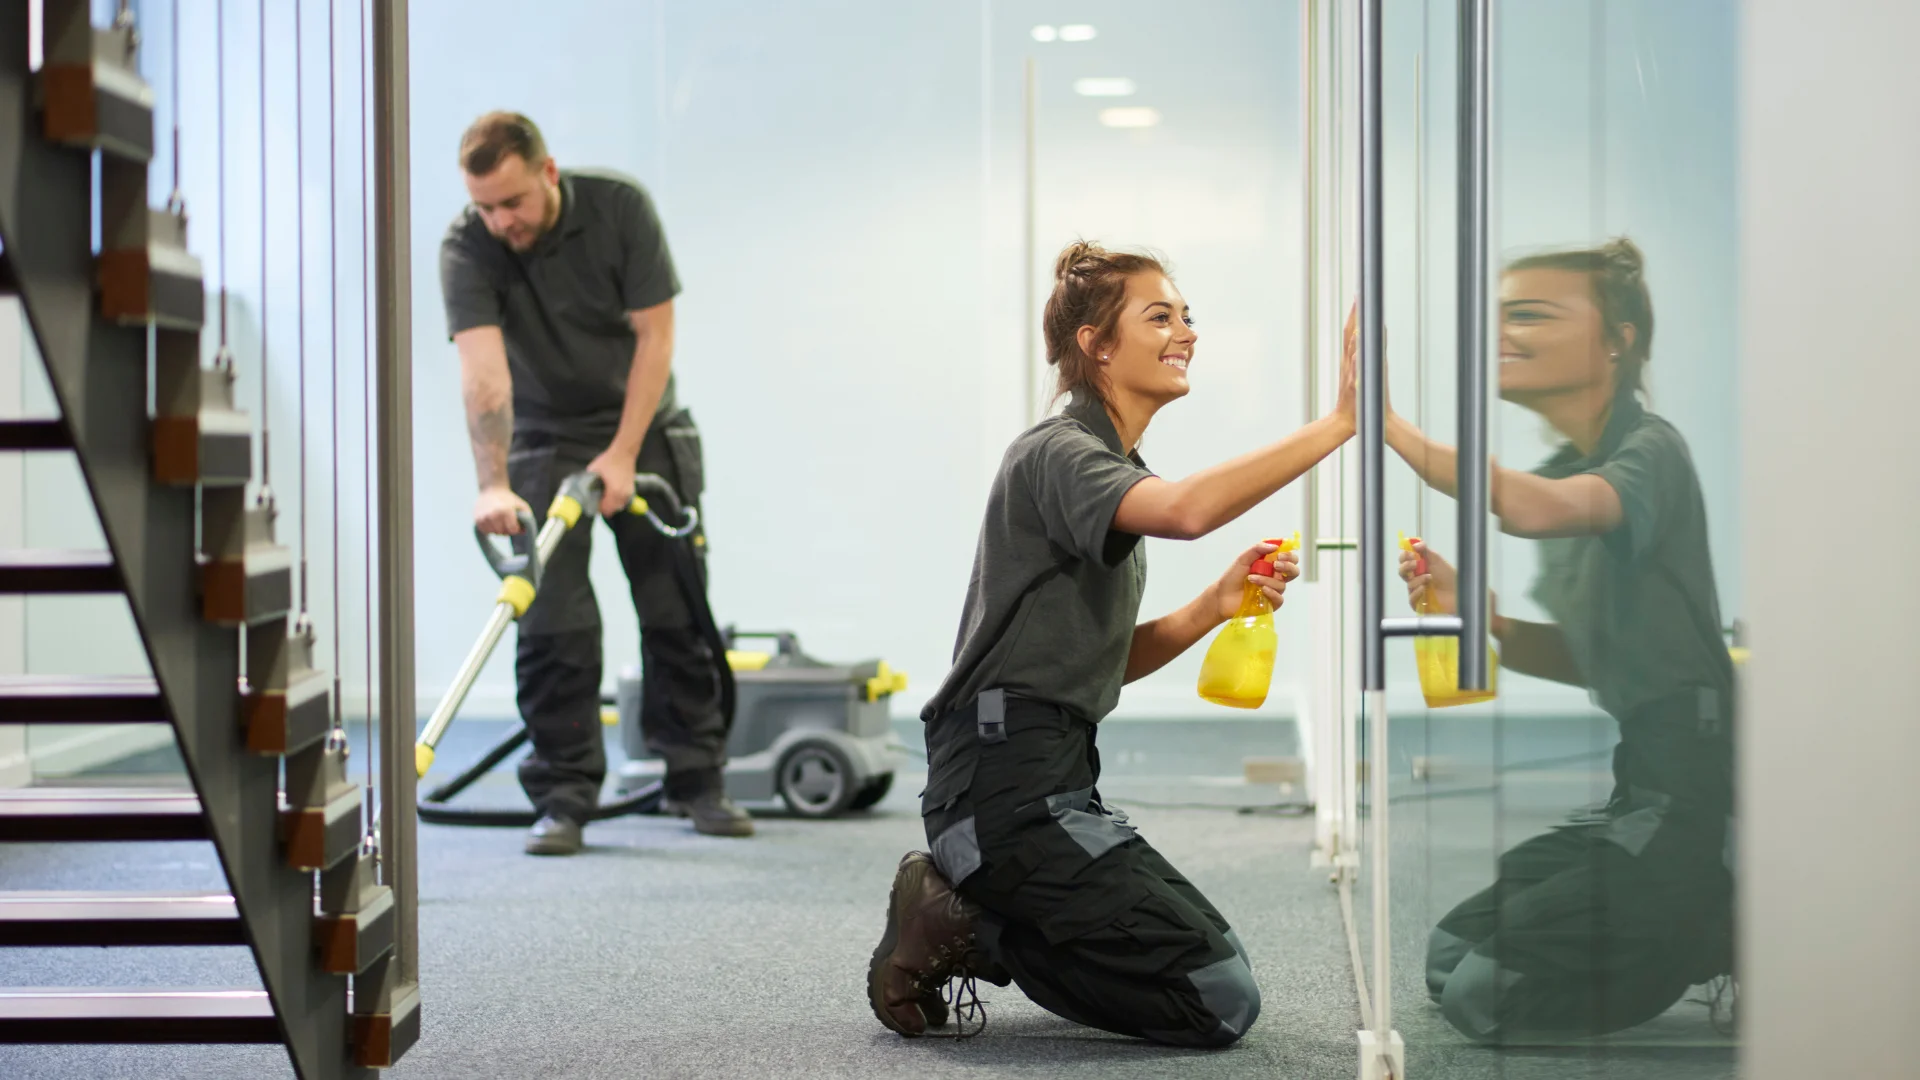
top-left (1391, 239), bottom-right (1736, 1042)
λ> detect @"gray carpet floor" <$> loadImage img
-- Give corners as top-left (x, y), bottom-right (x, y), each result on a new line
top-left (0, 717), bottom-right (1738, 1080)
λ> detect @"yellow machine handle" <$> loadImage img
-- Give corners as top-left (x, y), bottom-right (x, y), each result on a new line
top-left (865, 661), bottom-right (909, 702)
top-left (727, 650), bottom-right (772, 672)
top-left (496, 575), bottom-right (536, 619)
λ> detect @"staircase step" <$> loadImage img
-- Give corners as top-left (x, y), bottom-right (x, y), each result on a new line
top-left (315, 885), bottom-right (395, 974)
top-left (100, 236), bottom-right (206, 331)
top-left (0, 989), bottom-right (278, 1044)
top-left (245, 665), bottom-right (331, 757)
top-left (0, 550), bottom-right (122, 593)
top-left (0, 675), bottom-right (168, 724)
top-left (0, 789), bottom-right (205, 842)
top-left (152, 410), bottom-right (252, 488)
top-left (0, 892), bottom-right (242, 947)
top-left (0, 420), bottom-right (71, 451)
top-left (202, 545), bottom-right (294, 625)
top-left (281, 784), bottom-right (364, 872)
top-left (39, 16), bottom-right (155, 164)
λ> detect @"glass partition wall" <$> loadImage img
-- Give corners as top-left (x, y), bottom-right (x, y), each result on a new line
top-left (1316, 1), bottom-right (1743, 1076)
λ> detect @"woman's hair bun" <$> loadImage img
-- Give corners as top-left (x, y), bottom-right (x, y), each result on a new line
top-left (1054, 240), bottom-right (1106, 283)
top-left (1600, 237), bottom-right (1644, 277)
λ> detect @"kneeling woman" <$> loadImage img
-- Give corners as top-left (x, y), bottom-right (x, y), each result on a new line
top-left (867, 242), bottom-right (1356, 1046)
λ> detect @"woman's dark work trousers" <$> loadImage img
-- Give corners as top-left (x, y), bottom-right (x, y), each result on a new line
top-left (921, 691), bottom-right (1261, 1047)
top-left (1424, 689), bottom-right (1736, 1044)
top-left (506, 413), bottom-right (728, 825)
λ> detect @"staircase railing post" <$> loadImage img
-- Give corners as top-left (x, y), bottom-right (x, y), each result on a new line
top-left (366, 0), bottom-right (421, 1062)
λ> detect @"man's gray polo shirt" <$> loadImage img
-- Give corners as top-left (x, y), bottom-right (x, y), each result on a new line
top-left (922, 390), bottom-right (1155, 725)
top-left (439, 168), bottom-right (680, 447)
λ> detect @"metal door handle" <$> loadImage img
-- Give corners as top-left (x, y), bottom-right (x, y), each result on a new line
top-left (1455, 0), bottom-right (1492, 689)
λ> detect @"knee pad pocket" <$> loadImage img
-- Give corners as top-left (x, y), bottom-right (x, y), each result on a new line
top-left (1186, 953), bottom-right (1261, 1045)
top-left (1439, 952), bottom-right (1523, 1043)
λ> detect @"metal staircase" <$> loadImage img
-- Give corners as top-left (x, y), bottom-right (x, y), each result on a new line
top-left (0, 1), bottom-right (417, 1076)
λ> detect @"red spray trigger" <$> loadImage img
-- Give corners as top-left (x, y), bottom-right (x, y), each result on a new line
top-left (1249, 534), bottom-right (1300, 578)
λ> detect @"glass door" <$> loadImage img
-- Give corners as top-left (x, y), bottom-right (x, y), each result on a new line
top-left (1329, 1), bottom-right (1745, 1075)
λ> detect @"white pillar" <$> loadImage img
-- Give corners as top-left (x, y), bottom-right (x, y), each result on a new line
top-left (1741, 3), bottom-right (1920, 1076)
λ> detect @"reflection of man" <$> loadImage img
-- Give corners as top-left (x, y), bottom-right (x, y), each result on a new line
top-left (439, 111), bottom-right (750, 856)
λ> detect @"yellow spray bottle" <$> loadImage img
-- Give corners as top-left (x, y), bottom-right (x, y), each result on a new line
top-left (1399, 532), bottom-right (1499, 708)
top-left (1197, 534), bottom-right (1300, 709)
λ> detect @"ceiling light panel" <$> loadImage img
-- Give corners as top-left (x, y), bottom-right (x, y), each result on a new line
top-left (1074, 77), bottom-right (1137, 97)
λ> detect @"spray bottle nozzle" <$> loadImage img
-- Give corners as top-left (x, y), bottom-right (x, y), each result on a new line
top-left (1398, 532), bottom-right (1428, 576)
top-left (1250, 532), bottom-right (1303, 577)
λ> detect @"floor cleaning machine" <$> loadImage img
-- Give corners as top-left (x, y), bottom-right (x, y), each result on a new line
top-left (413, 469), bottom-right (902, 825)
top-left (613, 628), bottom-right (906, 818)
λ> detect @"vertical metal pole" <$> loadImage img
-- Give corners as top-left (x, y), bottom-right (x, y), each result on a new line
top-left (1357, 0), bottom-right (1394, 1059)
top-left (1022, 55), bottom-right (1037, 425)
top-left (1304, 0), bottom-right (1347, 868)
top-left (1333, 0), bottom-right (1359, 866)
top-left (1413, 47), bottom-right (1426, 541)
top-left (372, 0), bottom-right (416, 991)
top-left (1359, 0), bottom-right (1385, 699)
top-left (1301, 0), bottom-right (1321, 585)
top-left (1457, 0), bottom-right (1491, 690)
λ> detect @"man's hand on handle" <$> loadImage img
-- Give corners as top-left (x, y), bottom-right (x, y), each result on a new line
top-left (587, 446), bottom-right (638, 518)
top-left (474, 485), bottom-right (533, 536)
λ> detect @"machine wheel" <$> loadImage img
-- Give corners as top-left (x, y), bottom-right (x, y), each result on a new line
top-left (848, 772), bottom-right (894, 811)
top-left (776, 739), bottom-right (858, 818)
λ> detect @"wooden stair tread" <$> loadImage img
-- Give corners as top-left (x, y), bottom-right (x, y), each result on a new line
top-left (0, 675), bottom-right (167, 723)
top-left (0, 419), bottom-right (71, 450)
top-left (0, 988), bottom-right (278, 1044)
top-left (0, 788), bottom-right (204, 841)
top-left (0, 891), bottom-right (242, 946)
top-left (0, 549), bottom-right (121, 593)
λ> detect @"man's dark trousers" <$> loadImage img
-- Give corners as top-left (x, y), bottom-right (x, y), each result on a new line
top-left (505, 409), bottom-right (726, 823)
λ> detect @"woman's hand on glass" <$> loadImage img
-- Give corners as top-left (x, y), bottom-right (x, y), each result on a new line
top-left (1336, 297), bottom-right (1408, 425)
top-left (1332, 299), bottom-right (1359, 428)
top-left (1214, 540), bottom-right (1298, 621)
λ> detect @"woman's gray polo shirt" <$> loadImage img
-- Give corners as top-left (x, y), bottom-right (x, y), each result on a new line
top-left (922, 391), bottom-right (1155, 724)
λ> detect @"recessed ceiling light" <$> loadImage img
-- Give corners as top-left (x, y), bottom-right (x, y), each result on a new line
top-left (1074, 77), bottom-right (1137, 98)
top-left (1099, 106), bottom-right (1161, 129)
top-left (1031, 25), bottom-right (1058, 43)
top-left (1059, 24), bottom-right (1099, 42)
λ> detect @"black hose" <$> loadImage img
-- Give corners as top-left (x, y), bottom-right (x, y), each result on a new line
top-left (416, 712), bottom-right (671, 825)
top-left (418, 780), bottom-right (665, 827)
top-left (421, 724), bottom-right (529, 804)
top-left (671, 527), bottom-right (737, 737)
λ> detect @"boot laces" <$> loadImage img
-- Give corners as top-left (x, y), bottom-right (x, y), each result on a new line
top-left (913, 938), bottom-right (989, 1039)
top-left (1687, 974), bottom-right (1739, 1036)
